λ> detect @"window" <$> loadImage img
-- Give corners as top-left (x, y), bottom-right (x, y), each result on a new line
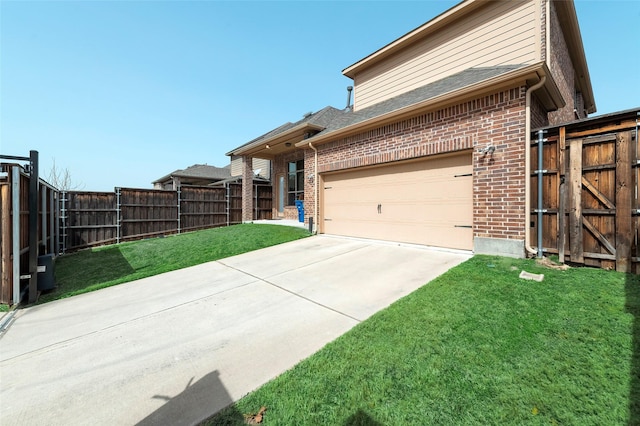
top-left (287, 160), bottom-right (304, 205)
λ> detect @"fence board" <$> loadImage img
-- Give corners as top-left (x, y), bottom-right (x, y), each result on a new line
top-left (119, 188), bottom-right (178, 241)
top-left (616, 131), bottom-right (632, 271)
top-left (61, 183), bottom-right (270, 252)
top-left (180, 186), bottom-right (227, 232)
top-left (1, 180), bottom-right (10, 303)
top-left (569, 138), bottom-right (584, 263)
top-left (558, 127), bottom-right (566, 262)
top-left (65, 191), bottom-right (117, 250)
top-left (534, 108), bottom-right (638, 272)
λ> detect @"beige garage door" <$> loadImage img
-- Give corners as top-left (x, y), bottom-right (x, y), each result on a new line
top-left (322, 153), bottom-right (472, 250)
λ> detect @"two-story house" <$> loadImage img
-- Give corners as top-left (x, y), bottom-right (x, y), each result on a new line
top-left (226, 0), bottom-right (595, 257)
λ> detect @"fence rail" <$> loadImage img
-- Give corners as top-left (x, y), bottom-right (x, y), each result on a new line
top-left (530, 111), bottom-right (638, 273)
top-left (61, 183), bottom-right (271, 252)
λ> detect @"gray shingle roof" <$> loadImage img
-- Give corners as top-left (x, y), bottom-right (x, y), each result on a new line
top-left (229, 65), bottom-right (527, 153)
top-left (153, 164), bottom-right (231, 184)
top-left (227, 106), bottom-right (345, 155)
top-left (317, 65), bottom-right (526, 135)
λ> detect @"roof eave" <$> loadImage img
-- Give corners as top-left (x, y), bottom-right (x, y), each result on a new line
top-left (228, 122), bottom-right (326, 158)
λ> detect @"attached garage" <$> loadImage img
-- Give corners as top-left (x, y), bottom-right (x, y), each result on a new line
top-left (321, 152), bottom-right (473, 250)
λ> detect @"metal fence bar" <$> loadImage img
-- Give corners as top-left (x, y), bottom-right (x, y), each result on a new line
top-left (224, 183), bottom-right (231, 226)
top-left (177, 186), bottom-right (181, 234)
top-left (41, 183), bottom-right (47, 254)
top-left (27, 150), bottom-right (38, 303)
top-left (11, 166), bottom-right (20, 305)
top-left (116, 188), bottom-right (121, 244)
top-left (61, 191), bottom-right (68, 254)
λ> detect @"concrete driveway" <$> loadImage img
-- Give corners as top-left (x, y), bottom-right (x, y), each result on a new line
top-left (0, 234), bottom-right (470, 425)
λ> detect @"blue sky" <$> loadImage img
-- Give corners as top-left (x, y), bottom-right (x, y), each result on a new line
top-left (1, 1), bottom-right (639, 192)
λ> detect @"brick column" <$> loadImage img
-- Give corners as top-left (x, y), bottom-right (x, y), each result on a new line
top-left (241, 156), bottom-right (253, 222)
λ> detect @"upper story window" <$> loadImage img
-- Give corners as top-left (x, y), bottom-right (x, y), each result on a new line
top-left (287, 160), bottom-right (304, 205)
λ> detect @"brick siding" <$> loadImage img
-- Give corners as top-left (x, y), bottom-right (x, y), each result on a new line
top-left (241, 156), bottom-right (253, 222)
top-left (302, 86), bottom-right (530, 242)
top-left (548, 0), bottom-right (577, 124)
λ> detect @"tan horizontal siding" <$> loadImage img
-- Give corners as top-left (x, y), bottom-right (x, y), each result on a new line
top-left (253, 158), bottom-right (271, 179)
top-left (354, 0), bottom-right (539, 110)
top-left (230, 156), bottom-right (270, 179)
top-left (230, 156), bottom-right (242, 177)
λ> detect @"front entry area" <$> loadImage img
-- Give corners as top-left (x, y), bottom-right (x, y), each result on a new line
top-left (321, 152), bottom-right (473, 250)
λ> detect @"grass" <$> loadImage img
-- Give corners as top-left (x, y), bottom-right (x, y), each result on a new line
top-left (209, 255), bottom-right (639, 425)
top-left (36, 224), bottom-right (310, 305)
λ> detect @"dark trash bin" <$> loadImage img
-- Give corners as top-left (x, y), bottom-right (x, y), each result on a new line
top-left (37, 254), bottom-right (56, 291)
top-left (294, 200), bottom-right (305, 223)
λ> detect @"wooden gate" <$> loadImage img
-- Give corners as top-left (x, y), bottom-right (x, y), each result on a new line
top-left (531, 109), bottom-right (638, 273)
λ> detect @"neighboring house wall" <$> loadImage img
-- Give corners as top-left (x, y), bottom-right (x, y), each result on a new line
top-left (230, 156), bottom-right (271, 179)
top-left (350, 0), bottom-right (540, 110)
top-left (304, 86), bottom-right (528, 245)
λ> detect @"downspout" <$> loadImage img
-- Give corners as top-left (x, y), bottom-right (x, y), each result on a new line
top-left (308, 142), bottom-right (318, 234)
top-left (524, 75), bottom-right (546, 256)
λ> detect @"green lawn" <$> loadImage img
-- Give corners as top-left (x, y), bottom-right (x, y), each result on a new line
top-left (36, 224), bottom-right (309, 305)
top-left (209, 255), bottom-right (639, 425)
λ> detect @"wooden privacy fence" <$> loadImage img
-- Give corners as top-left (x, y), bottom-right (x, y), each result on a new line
top-left (61, 184), bottom-right (272, 252)
top-left (531, 109), bottom-right (639, 273)
top-left (1, 160), bottom-right (60, 305)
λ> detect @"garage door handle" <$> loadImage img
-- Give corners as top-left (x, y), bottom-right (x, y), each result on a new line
top-left (377, 204), bottom-right (382, 214)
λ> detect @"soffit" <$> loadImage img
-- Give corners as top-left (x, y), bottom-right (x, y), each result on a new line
top-left (230, 122), bottom-right (325, 159)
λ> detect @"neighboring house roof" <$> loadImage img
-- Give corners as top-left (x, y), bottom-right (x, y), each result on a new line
top-left (152, 164), bottom-right (231, 184)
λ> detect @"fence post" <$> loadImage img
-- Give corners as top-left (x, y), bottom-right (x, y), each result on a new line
top-left (177, 186), bottom-right (181, 234)
top-left (49, 188), bottom-right (56, 254)
top-left (1, 170), bottom-right (10, 303)
top-left (116, 187), bottom-right (121, 244)
top-left (28, 150), bottom-right (38, 303)
top-left (41, 183), bottom-right (47, 254)
top-left (60, 191), bottom-right (67, 254)
top-left (226, 183), bottom-right (230, 226)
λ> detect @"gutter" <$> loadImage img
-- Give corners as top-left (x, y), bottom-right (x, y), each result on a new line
top-left (524, 75), bottom-right (547, 256)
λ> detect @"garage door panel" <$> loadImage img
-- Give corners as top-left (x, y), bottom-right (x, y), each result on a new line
top-left (322, 154), bottom-right (472, 250)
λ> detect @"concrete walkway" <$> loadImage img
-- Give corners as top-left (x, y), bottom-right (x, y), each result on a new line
top-left (0, 235), bottom-right (470, 425)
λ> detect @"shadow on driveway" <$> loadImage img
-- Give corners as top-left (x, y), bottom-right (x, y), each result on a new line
top-left (136, 370), bottom-right (243, 426)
